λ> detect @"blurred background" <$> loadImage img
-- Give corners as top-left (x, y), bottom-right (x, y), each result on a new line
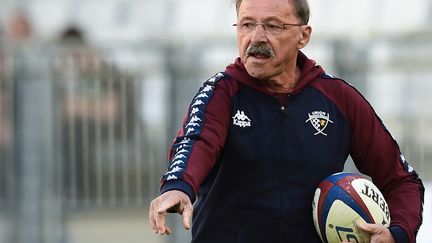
top-left (0, 0), bottom-right (430, 242)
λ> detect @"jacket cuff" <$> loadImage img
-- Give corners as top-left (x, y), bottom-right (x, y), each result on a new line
top-left (389, 225), bottom-right (408, 243)
top-left (161, 179), bottom-right (196, 203)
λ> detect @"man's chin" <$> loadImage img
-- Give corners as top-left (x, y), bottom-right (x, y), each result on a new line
top-left (245, 68), bottom-right (270, 80)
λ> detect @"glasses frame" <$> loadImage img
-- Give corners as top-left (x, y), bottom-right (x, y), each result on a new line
top-left (233, 21), bottom-right (304, 35)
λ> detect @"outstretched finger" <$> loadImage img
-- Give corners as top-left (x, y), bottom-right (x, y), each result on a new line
top-left (155, 209), bottom-right (168, 235)
top-left (165, 225), bottom-right (172, 235)
top-left (155, 198), bottom-right (182, 234)
top-left (149, 201), bottom-right (158, 233)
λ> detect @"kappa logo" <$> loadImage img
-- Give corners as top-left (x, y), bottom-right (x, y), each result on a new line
top-left (165, 166), bottom-right (182, 175)
top-left (400, 154), bottom-right (415, 173)
top-left (166, 175), bottom-right (178, 180)
top-left (305, 111), bottom-right (333, 136)
top-left (232, 110), bottom-right (252, 128)
top-left (170, 160), bottom-right (185, 166)
top-left (192, 99), bottom-right (204, 107)
top-left (202, 85), bottom-right (213, 92)
top-left (190, 107), bottom-right (199, 115)
top-left (189, 116), bottom-right (202, 123)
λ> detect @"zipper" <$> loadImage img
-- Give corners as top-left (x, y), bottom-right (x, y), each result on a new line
top-left (279, 94), bottom-right (290, 115)
top-left (278, 94), bottom-right (290, 229)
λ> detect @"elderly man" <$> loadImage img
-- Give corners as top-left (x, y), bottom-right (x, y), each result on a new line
top-left (149, 0), bottom-right (424, 242)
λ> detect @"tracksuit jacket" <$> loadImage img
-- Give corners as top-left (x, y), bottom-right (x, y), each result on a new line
top-left (160, 51), bottom-right (424, 243)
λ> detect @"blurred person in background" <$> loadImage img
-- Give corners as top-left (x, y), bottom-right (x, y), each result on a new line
top-left (4, 8), bottom-right (39, 78)
top-left (0, 79), bottom-right (11, 154)
top-left (1, 8), bottom-right (35, 160)
top-left (0, 26), bottom-right (8, 203)
top-left (150, 0), bottom-right (424, 242)
top-left (6, 9), bottom-right (34, 44)
top-left (0, 22), bottom-right (8, 154)
top-left (53, 25), bottom-right (137, 200)
top-left (0, 8), bottom-right (36, 203)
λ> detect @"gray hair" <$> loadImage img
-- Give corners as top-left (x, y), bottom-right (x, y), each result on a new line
top-left (234, 0), bottom-right (310, 25)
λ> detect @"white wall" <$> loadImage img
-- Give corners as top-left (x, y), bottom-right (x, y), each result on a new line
top-left (417, 182), bottom-right (431, 243)
top-left (1, 0), bottom-right (431, 44)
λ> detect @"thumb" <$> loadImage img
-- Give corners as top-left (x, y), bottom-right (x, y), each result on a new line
top-left (356, 221), bottom-right (380, 234)
top-left (181, 203), bottom-right (193, 230)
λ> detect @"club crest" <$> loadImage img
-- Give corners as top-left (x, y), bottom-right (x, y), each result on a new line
top-left (305, 111), bottom-right (333, 136)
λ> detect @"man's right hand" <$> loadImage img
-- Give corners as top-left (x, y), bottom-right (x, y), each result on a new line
top-left (149, 190), bottom-right (193, 235)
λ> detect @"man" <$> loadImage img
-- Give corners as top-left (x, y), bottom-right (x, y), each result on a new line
top-left (149, 0), bottom-right (424, 242)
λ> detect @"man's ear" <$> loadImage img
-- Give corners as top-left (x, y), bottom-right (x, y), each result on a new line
top-left (298, 25), bottom-right (312, 49)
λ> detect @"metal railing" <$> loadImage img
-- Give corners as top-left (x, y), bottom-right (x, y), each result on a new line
top-left (0, 43), bottom-right (172, 243)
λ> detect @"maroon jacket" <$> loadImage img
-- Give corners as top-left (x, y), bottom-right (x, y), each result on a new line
top-left (161, 51), bottom-right (424, 243)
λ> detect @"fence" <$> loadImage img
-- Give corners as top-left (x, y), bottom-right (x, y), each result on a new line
top-left (0, 42), bottom-right (174, 243)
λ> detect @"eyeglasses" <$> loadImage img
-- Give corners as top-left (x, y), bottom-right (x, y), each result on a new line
top-left (233, 21), bottom-right (303, 36)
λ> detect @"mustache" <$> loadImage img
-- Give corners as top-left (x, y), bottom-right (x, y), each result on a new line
top-left (246, 43), bottom-right (275, 58)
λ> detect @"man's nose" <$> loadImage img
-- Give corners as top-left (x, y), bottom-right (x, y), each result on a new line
top-left (251, 24), bottom-right (267, 43)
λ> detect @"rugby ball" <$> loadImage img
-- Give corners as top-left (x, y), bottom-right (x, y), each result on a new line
top-left (312, 172), bottom-right (391, 243)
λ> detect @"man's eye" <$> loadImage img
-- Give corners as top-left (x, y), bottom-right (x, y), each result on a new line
top-left (266, 24), bottom-right (280, 29)
top-left (242, 23), bottom-right (253, 28)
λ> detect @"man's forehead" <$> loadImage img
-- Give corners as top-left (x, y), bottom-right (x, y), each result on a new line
top-left (237, 0), bottom-right (295, 19)
top-left (238, 0), bottom-right (293, 9)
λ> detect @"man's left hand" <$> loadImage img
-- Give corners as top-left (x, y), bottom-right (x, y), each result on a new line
top-left (342, 222), bottom-right (395, 243)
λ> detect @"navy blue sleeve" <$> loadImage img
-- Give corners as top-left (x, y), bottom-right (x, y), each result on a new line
top-left (160, 180), bottom-right (196, 203)
top-left (389, 226), bottom-right (409, 243)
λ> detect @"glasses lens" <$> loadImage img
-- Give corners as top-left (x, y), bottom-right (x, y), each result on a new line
top-left (235, 22), bottom-right (285, 36)
top-left (264, 23), bottom-right (283, 35)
